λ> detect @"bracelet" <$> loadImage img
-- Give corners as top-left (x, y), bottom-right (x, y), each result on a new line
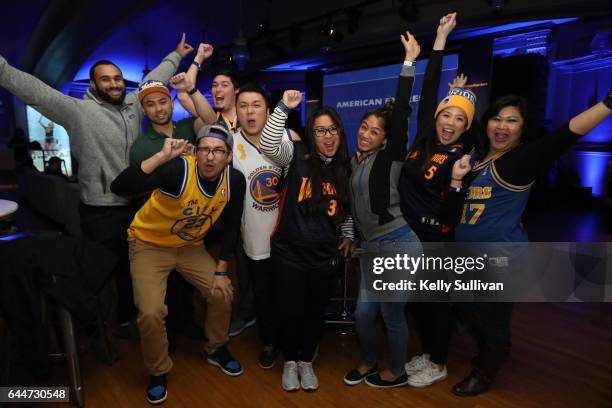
top-left (214, 271), bottom-right (227, 276)
top-left (192, 60), bottom-right (202, 71)
top-left (603, 92), bottom-right (612, 110)
top-left (403, 60), bottom-right (414, 66)
top-left (187, 87), bottom-right (198, 95)
top-left (451, 177), bottom-right (462, 182)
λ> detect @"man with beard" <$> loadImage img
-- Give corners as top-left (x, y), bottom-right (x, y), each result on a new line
top-left (0, 34), bottom-right (194, 356)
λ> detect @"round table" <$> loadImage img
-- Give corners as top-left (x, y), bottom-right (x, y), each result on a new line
top-left (0, 199), bottom-right (18, 219)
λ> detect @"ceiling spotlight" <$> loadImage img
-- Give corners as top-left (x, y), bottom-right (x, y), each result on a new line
top-left (320, 16), bottom-right (344, 43)
top-left (398, 0), bottom-right (419, 22)
top-left (490, 0), bottom-right (505, 13)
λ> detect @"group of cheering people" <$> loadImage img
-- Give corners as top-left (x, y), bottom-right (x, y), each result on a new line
top-left (1, 11), bottom-right (611, 406)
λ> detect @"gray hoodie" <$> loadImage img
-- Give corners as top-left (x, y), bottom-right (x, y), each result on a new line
top-left (0, 51), bottom-right (181, 206)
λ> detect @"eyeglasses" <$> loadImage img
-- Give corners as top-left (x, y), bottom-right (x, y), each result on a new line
top-left (313, 126), bottom-right (339, 138)
top-left (196, 147), bottom-right (228, 157)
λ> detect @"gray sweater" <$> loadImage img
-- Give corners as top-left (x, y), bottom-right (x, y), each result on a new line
top-left (0, 52), bottom-right (182, 206)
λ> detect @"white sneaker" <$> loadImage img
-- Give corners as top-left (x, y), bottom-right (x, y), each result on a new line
top-left (282, 361), bottom-right (300, 391)
top-left (407, 362), bottom-right (448, 387)
top-left (405, 353), bottom-right (430, 376)
top-left (298, 361), bottom-right (319, 391)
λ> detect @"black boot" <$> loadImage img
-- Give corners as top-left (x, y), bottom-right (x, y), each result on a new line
top-left (452, 368), bottom-right (492, 396)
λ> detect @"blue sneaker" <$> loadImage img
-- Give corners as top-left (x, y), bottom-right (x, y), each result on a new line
top-left (146, 374), bottom-right (167, 405)
top-left (207, 346), bottom-right (243, 376)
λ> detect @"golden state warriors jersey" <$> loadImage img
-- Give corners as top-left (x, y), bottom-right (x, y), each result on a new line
top-left (455, 154), bottom-right (532, 242)
top-left (128, 156), bottom-right (231, 247)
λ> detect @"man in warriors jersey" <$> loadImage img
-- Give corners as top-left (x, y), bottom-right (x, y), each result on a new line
top-left (232, 84), bottom-right (299, 368)
top-left (111, 125), bottom-right (245, 405)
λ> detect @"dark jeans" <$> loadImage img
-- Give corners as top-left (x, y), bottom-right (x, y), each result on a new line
top-left (79, 202), bottom-right (136, 324)
top-left (456, 302), bottom-right (514, 378)
top-left (273, 254), bottom-right (336, 362)
top-left (248, 257), bottom-right (278, 346)
top-left (410, 302), bottom-right (453, 365)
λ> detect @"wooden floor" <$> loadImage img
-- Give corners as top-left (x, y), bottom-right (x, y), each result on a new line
top-left (3, 181), bottom-right (612, 407)
top-left (5, 302), bottom-right (611, 408)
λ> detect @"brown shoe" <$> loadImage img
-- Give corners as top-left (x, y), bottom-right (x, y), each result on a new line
top-left (452, 369), bottom-right (492, 397)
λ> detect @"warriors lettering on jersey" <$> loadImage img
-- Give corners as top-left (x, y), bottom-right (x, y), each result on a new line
top-left (297, 177), bottom-right (337, 203)
top-left (247, 165), bottom-right (281, 212)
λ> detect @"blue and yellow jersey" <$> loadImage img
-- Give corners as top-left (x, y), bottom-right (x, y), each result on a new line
top-left (216, 111), bottom-right (239, 133)
top-left (454, 154), bottom-right (532, 242)
top-left (128, 156), bottom-right (231, 247)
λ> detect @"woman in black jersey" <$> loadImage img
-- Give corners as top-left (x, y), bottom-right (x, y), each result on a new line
top-left (260, 91), bottom-right (354, 392)
top-left (451, 93), bottom-right (612, 396)
top-left (397, 12), bottom-right (478, 388)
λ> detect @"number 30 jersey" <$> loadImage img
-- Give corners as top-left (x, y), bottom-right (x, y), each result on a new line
top-left (454, 155), bottom-right (532, 243)
top-left (232, 129), bottom-right (292, 259)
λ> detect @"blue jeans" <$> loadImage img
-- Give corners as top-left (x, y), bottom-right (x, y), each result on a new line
top-left (355, 229), bottom-right (420, 375)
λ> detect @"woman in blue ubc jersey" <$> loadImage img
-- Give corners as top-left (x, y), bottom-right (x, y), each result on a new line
top-left (342, 31), bottom-right (422, 389)
top-left (451, 92), bottom-right (612, 396)
top-left (259, 91), bottom-right (354, 392)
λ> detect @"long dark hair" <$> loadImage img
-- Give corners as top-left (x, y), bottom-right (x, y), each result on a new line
top-left (479, 94), bottom-right (533, 158)
top-left (303, 106), bottom-right (351, 221)
top-left (411, 109), bottom-right (482, 166)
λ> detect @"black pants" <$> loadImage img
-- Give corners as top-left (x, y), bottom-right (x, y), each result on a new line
top-left (273, 254), bottom-right (336, 362)
top-left (233, 239), bottom-right (255, 322)
top-left (249, 257), bottom-right (278, 346)
top-left (456, 302), bottom-right (514, 378)
top-left (410, 302), bottom-right (453, 365)
top-left (79, 202), bottom-right (136, 324)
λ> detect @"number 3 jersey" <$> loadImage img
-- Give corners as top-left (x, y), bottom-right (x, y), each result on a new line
top-left (232, 129), bottom-right (292, 260)
top-left (271, 142), bottom-right (343, 267)
top-left (454, 154), bottom-right (532, 242)
top-left (128, 156), bottom-right (231, 247)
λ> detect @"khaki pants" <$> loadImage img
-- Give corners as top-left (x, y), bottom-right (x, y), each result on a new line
top-left (128, 239), bottom-right (231, 375)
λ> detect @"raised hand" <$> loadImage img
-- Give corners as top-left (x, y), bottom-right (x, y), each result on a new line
top-left (448, 73), bottom-right (467, 90)
top-left (195, 43), bottom-right (214, 64)
top-left (400, 31), bottom-right (421, 62)
top-left (169, 72), bottom-right (193, 91)
top-left (282, 90), bottom-right (302, 109)
top-left (175, 33), bottom-right (194, 58)
top-left (161, 138), bottom-right (188, 161)
top-left (452, 154), bottom-right (472, 181)
top-left (437, 12), bottom-right (457, 37)
top-left (181, 142), bottom-right (195, 157)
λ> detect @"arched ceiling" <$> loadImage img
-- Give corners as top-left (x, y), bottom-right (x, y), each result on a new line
top-left (0, 0), bottom-right (610, 90)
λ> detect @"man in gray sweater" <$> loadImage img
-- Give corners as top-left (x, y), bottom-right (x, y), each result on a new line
top-left (0, 34), bottom-right (194, 345)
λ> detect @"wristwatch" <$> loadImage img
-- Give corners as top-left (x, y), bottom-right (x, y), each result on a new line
top-left (192, 60), bottom-right (202, 71)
